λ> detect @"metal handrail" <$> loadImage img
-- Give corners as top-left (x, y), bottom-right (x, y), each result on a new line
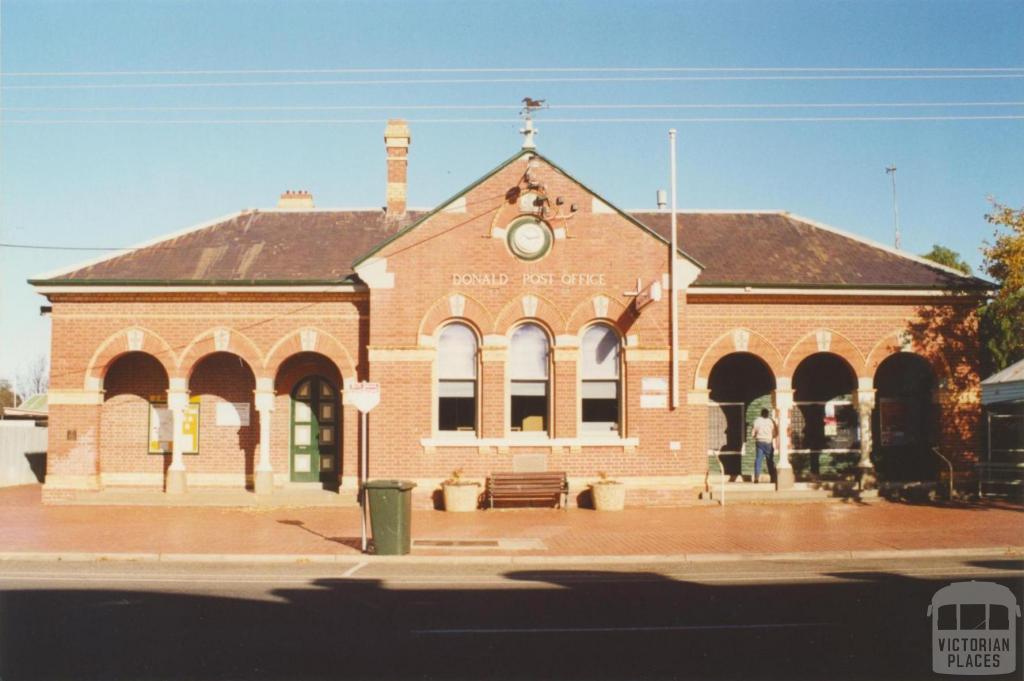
top-left (931, 446), bottom-right (954, 500)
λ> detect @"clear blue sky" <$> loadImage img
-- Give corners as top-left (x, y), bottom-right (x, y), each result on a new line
top-left (1, 0), bottom-right (1022, 384)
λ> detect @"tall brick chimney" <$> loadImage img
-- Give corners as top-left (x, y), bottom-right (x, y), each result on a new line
top-left (384, 118), bottom-right (410, 219)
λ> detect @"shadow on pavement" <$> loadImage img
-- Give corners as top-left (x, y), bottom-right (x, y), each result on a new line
top-left (1, 567), bottom-right (1021, 681)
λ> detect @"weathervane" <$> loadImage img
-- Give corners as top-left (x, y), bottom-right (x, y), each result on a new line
top-left (519, 97), bottom-right (547, 150)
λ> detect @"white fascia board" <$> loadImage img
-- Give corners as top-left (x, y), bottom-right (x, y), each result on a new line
top-left (688, 287), bottom-right (974, 297)
top-left (34, 284), bottom-right (367, 295)
top-left (30, 210), bottom-right (248, 281)
top-left (783, 212), bottom-right (981, 280)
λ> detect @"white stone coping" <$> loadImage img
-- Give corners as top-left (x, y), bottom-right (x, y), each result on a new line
top-left (420, 435), bottom-right (640, 449)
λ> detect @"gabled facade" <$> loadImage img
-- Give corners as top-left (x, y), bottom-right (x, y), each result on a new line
top-left (32, 121), bottom-right (989, 505)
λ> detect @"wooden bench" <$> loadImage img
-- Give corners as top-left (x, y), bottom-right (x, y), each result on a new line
top-left (487, 472), bottom-right (569, 509)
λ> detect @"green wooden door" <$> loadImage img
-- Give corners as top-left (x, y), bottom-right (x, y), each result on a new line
top-left (290, 377), bottom-right (339, 483)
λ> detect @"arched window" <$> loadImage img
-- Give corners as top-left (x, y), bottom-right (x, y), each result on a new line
top-left (437, 323), bottom-right (478, 432)
top-left (581, 324), bottom-right (621, 433)
top-left (509, 323), bottom-right (550, 433)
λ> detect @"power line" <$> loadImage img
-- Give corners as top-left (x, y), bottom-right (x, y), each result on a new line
top-left (3, 101), bottom-right (1023, 113)
top-left (4, 115), bottom-right (1024, 125)
top-left (4, 65), bottom-right (1024, 77)
top-left (5, 73), bottom-right (1024, 91)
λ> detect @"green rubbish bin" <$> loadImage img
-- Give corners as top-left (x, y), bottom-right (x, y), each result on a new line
top-left (363, 479), bottom-right (417, 555)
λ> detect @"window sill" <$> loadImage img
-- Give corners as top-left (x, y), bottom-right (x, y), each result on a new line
top-left (420, 436), bottom-right (640, 449)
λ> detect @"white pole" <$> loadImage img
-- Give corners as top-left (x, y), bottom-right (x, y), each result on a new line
top-left (669, 129), bottom-right (680, 410)
top-left (360, 411), bottom-right (369, 552)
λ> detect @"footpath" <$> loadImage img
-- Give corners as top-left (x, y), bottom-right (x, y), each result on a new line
top-left (1, 485), bottom-right (1021, 564)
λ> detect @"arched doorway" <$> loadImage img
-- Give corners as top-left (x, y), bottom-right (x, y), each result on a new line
top-left (873, 353), bottom-right (936, 480)
top-left (707, 352), bottom-right (776, 481)
top-left (100, 352), bottom-right (170, 484)
top-left (791, 353), bottom-right (859, 480)
top-left (290, 376), bottom-right (340, 485)
top-left (189, 352), bottom-right (258, 488)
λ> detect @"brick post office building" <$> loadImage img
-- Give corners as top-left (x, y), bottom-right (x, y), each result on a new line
top-left (32, 121), bottom-right (990, 506)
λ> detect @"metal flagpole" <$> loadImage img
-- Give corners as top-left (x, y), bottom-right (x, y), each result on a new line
top-left (669, 129), bottom-right (679, 409)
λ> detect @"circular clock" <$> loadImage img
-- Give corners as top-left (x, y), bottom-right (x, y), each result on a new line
top-left (507, 218), bottom-right (553, 261)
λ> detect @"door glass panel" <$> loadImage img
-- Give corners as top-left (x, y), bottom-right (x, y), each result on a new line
top-left (297, 380), bottom-right (311, 398)
top-left (320, 457), bottom-right (334, 471)
top-left (319, 403), bottom-right (334, 421)
top-left (294, 424), bottom-right (312, 446)
top-left (320, 382), bottom-right (334, 398)
top-left (294, 454), bottom-right (311, 472)
top-left (294, 401), bottom-right (312, 422)
top-left (319, 426), bottom-right (334, 444)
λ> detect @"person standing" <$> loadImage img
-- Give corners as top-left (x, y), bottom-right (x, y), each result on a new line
top-left (750, 408), bottom-right (778, 484)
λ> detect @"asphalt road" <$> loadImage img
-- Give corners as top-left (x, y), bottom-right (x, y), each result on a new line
top-left (0, 555), bottom-right (1021, 681)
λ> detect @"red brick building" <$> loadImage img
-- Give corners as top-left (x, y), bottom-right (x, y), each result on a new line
top-left (32, 121), bottom-right (988, 506)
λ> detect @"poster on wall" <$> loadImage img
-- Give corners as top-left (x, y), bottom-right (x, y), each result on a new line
top-left (148, 397), bottom-right (200, 454)
top-left (880, 398), bottom-right (909, 446)
top-left (823, 401), bottom-right (838, 437)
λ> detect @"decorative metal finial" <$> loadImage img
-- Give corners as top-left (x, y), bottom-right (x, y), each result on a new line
top-left (519, 97), bottom-right (547, 150)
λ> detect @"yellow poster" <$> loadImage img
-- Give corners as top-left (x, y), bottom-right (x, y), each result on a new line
top-left (148, 397), bottom-right (200, 454)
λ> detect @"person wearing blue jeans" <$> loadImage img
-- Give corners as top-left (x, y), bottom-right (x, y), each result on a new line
top-left (750, 408), bottom-right (777, 484)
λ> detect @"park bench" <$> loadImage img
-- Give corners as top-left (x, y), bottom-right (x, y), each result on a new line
top-left (487, 472), bottom-right (569, 509)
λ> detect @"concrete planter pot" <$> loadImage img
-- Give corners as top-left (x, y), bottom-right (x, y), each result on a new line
top-left (442, 482), bottom-right (480, 512)
top-left (590, 481), bottom-right (626, 511)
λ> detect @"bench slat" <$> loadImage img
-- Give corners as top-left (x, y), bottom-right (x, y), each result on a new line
top-left (487, 472), bottom-right (568, 509)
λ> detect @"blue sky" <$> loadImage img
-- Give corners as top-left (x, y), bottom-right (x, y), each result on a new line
top-left (1, 0), bottom-right (1022, 384)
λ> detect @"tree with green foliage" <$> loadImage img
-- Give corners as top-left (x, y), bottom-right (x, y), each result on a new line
top-left (978, 201), bottom-right (1024, 371)
top-left (921, 244), bottom-right (972, 275)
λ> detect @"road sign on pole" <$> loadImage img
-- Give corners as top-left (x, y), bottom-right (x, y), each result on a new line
top-left (349, 381), bottom-right (381, 553)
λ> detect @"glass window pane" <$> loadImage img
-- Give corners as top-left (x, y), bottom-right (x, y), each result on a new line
top-left (509, 324), bottom-right (549, 380)
top-left (439, 380), bottom-right (475, 398)
top-left (511, 381), bottom-right (547, 396)
top-left (319, 403), bottom-right (334, 421)
top-left (439, 396), bottom-right (476, 431)
top-left (937, 604), bottom-right (957, 630)
top-left (989, 605), bottom-right (1009, 630)
top-left (297, 381), bottom-right (311, 398)
top-left (294, 454), bottom-right (311, 472)
top-left (512, 395), bottom-right (547, 432)
top-left (961, 604), bottom-right (987, 630)
top-left (582, 381), bottom-right (618, 399)
top-left (438, 323), bottom-right (478, 379)
top-left (294, 401), bottom-right (312, 423)
top-left (320, 457), bottom-right (334, 471)
top-left (294, 424), bottom-right (312, 446)
top-left (582, 325), bottom-right (620, 379)
top-left (319, 426), bottom-right (334, 444)
top-left (320, 381), bottom-right (334, 398)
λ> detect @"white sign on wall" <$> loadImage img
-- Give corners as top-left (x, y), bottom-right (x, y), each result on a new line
top-left (215, 402), bottom-right (251, 427)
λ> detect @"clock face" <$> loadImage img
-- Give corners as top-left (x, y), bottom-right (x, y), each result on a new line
top-left (507, 219), bottom-right (552, 260)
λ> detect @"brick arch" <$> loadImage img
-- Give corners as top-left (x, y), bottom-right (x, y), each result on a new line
top-left (178, 327), bottom-right (264, 379)
top-left (694, 328), bottom-right (785, 387)
top-left (564, 292), bottom-right (634, 336)
top-left (86, 327), bottom-right (177, 388)
top-left (264, 327), bottom-right (357, 380)
top-left (783, 328), bottom-right (865, 375)
top-left (492, 292), bottom-right (565, 336)
top-left (417, 292), bottom-right (494, 339)
top-left (865, 329), bottom-right (952, 383)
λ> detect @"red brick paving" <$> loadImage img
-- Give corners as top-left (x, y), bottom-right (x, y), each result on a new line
top-left (1, 485), bottom-right (1021, 559)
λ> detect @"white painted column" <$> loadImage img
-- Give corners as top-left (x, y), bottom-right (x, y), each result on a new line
top-left (855, 382), bottom-right (877, 490)
top-left (166, 379), bottom-right (190, 495)
top-left (254, 377), bottom-right (275, 495)
top-left (773, 382), bottom-right (795, 489)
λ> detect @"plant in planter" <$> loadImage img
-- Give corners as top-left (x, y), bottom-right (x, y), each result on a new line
top-left (442, 468), bottom-right (480, 512)
top-left (590, 471), bottom-right (626, 511)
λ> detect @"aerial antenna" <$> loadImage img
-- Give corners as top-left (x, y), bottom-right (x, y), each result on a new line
top-left (519, 97), bottom-right (546, 149)
top-left (885, 163), bottom-right (901, 250)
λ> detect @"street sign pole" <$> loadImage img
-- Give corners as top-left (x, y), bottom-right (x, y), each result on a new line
top-left (348, 382), bottom-right (380, 554)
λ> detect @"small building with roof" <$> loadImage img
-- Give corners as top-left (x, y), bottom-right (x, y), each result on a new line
top-left (30, 121), bottom-right (990, 505)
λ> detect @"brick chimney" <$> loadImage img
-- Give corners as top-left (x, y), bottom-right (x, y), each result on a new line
top-left (384, 119), bottom-right (411, 218)
top-left (277, 190), bottom-right (314, 210)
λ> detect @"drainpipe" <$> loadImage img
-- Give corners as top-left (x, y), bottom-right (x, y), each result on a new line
top-left (669, 129), bottom-right (679, 409)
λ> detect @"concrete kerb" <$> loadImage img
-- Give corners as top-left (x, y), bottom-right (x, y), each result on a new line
top-left (0, 546), bottom-right (1020, 566)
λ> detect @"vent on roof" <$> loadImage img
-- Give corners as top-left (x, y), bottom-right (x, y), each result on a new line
top-left (278, 190), bottom-right (314, 210)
